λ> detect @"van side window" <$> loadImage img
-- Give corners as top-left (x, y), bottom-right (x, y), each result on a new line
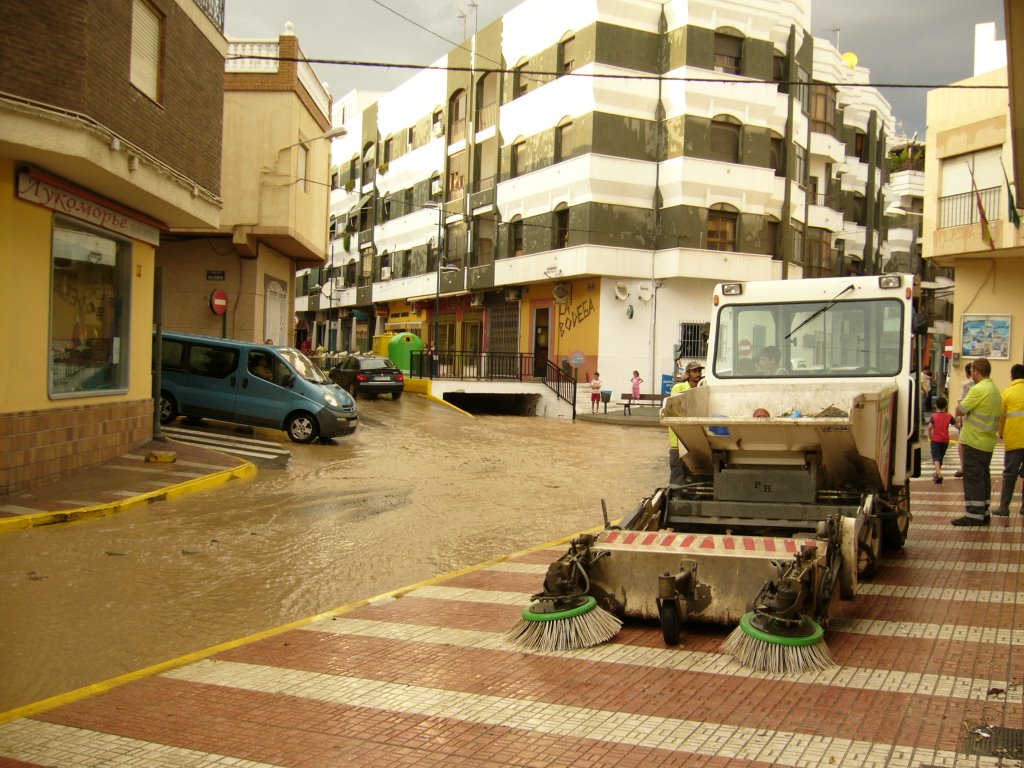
top-left (248, 351), bottom-right (276, 382)
top-left (188, 344), bottom-right (238, 378)
top-left (161, 339), bottom-right (186, 370)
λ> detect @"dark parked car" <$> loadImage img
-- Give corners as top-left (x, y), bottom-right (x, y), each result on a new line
top-left (329, 354), bottom-right (404, 400)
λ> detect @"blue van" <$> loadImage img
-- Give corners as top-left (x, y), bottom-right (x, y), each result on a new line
top-left (157, 332), bottom-right (357, 443)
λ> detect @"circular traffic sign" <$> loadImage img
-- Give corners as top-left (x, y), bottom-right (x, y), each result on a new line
top-left (209, 289), bottom-right (228, 316)
top-left (738, 339), bottom-right (752, 357)
top-left (569, 351), bottom-right (585, 368)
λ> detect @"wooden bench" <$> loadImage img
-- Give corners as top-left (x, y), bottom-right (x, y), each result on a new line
top-left (619, 392), bottom-right (666, 415)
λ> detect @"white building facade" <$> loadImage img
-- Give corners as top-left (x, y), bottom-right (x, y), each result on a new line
top-left (299, 0), bottom-right (900, 393)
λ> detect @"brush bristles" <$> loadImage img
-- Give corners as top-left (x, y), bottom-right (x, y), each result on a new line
top-left (507, 605), bottom-right (622, 651)
top-left (722, 624), bottom-right (834, 675)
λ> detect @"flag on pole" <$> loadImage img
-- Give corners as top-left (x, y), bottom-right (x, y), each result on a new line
top-left (969, 163), bottom-right (996, 250)
top-left (1000, 160), bottom-right (1021, 230)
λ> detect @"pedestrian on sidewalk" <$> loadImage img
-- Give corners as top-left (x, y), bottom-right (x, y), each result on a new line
top-left (590, 372), bottom-right (603, 414)
top-left (951, 358), bottom-right (1002, 526)
top-left (954, 362), bottom-right (974, 478)
top-left (630, 370), bottom-right (643, 399)
top-left (928, 396), bottom-right (954, 484)
top-left (993, 363), bottom-right (1024, 523)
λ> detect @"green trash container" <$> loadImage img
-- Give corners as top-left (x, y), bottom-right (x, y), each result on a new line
top-left (387, 332), bottom-right (425, 373)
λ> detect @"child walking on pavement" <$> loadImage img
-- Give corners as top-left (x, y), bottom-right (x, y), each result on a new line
top-left (928, 396), bottom-right (954, 484)
top-left (631, 370), bottom-right (643, 399)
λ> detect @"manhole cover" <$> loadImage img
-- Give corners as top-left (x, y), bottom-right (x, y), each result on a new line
top-left (963, 724), bottom-right (1024, 760)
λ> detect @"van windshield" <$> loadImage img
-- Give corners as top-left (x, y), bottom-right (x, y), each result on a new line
top-left (279, 349), bottom-right (331, 384)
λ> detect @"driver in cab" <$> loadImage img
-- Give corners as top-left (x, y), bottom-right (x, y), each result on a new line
top-left (756, 346), bottom-right (787, 376)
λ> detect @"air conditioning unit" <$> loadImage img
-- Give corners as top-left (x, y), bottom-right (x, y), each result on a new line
top-left (470, 293), bottom-right (484, 307)
top-left (504, 287), bottom-right (521, 302)
top-left (380, 267), bottom-right (391, 281)
top-left (552, 282), bottom-right (570, 304)
top-left (432, 122), bottom-right (445, 137)
top-left (431, 178), bottom-right (442, 195)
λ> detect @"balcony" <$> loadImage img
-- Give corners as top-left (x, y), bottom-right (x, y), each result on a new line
top-left (193, 0), bottom-right (224, 31)
top-left (938, 187), bottom-right (999, 229)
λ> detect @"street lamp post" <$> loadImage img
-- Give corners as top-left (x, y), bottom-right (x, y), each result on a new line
top-left (425, 201), bottom-right (444, 375)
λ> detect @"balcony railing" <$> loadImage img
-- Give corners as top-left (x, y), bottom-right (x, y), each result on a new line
top-left (193, 0), bottom-right (224, 31)
top-left (939, 186), bottom-right (1000, 229)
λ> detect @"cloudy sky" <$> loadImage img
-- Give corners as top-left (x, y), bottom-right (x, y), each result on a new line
top-left (224, 0), bottom-right (1006, 138)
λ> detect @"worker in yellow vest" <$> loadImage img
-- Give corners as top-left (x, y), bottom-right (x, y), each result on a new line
top-left (668, 361), bottom-right (703, 484)
top-left (952, 358), bottom-right (1003, 526)
top-left (993, 363), bottom-right (1024, 523)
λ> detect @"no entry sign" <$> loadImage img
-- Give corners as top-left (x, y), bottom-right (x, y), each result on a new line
top-left (210, 289), bottom-right (228, 316)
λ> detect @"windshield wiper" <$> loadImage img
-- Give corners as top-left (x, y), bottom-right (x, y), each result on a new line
top-left (785, 283), bottom-right (855, 341)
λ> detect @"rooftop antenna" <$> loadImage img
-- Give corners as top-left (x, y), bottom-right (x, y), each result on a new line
top-left (829, 26), bottom-right (840, 49)
top-left (457, 8), bottom-right (467, 40)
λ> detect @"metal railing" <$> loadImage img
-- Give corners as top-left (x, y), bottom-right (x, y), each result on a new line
top-left (193, 0), bottom-right (224, 31)
top-left (409, 351), bottom-right (578, 415)
top-left (939, 186), bottom-right (1000, 229)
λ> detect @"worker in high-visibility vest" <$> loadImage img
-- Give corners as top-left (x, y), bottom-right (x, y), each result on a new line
top-left (668, 361), bottom-right (703, 484)
top-left (994, 363), bottom-right (1024, 523)
top-left (952, 357), bottom-right (1003, 526)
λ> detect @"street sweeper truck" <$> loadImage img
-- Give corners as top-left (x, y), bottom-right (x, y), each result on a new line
top-left (509, 274), bottom-right (923, 674)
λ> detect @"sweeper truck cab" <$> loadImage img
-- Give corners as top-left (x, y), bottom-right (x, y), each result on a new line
top-left (510, 274), bottom-right (922, 673)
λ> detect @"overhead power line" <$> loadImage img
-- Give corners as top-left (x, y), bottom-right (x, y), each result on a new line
top-left (227, 53), bottom-right (1009, 91)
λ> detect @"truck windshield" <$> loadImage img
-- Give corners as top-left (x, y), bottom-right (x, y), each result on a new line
top-left (713, 297), bottom-right (905, 378)
top-left (279, 348), bottom-right (331, 384)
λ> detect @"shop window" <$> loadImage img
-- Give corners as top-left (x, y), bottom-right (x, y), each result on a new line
top-left (50, 217), bottom-right (130, 395)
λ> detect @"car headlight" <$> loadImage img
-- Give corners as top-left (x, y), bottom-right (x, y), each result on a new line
top-left (324, 392), bottom-right (339, 407)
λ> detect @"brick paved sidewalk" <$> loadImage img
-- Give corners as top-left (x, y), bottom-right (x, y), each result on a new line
top-left (0, 477), bottom-right (1020, 767)
top-left (0, 440), bottom-right (255, 531)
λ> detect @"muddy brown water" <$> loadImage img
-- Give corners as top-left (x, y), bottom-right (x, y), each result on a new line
top-left (0, 396), bottom-right (664, 712)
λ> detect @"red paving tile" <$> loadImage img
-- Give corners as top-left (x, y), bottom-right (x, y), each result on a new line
top-left (1, 478), bottom-right (1022, 767)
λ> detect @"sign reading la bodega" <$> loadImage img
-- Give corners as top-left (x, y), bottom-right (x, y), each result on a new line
top-left (17, 167), bottom-right (162, 246)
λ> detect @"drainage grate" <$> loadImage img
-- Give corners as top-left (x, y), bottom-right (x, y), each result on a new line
top-left (962, 724), bottom-right (1024, 760)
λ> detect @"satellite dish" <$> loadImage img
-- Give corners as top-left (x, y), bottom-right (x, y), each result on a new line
top-left (614, 282), bottom-right (630, 301)
top-left (842, 51), bottom-right (858, 69)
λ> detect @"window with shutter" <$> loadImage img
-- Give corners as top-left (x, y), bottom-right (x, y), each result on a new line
top-left (131, 0), bottom-right (162, 101)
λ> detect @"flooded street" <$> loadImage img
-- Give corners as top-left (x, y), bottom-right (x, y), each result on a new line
top-left (0, 396), bottom-right (664, 712)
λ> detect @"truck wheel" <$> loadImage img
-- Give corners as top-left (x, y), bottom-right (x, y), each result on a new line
top-left (286, 412), bottom-right (319, 444)
top-left (659, 601), bottom-right (681, 646)
top-left (881, 487), bottom-right (910, 550)
top-left (159, 393), bottom-right (178, 425)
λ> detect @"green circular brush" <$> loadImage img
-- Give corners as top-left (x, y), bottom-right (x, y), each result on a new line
top-left (507, 595), bottom-right (622, 652)
top-left (722, 611), bottom-right (833, 674)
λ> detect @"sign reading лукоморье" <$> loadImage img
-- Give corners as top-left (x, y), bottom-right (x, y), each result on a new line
top-left (17, 167), bottom-right (161, 246)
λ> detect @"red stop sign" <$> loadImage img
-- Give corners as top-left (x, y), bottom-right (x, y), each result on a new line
top-left (210, 289), bottom-right (228, 316)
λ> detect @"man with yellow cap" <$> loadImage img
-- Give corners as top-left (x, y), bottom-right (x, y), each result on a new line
top-left (668, 361), bottom-right (703, 484)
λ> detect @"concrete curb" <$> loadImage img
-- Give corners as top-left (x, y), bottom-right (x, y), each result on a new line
top-left (0, 462), bottom-right (258, 534)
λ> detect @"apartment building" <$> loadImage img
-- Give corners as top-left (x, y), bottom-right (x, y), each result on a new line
top-left (156, 23), bottom-right (335, 345)
top-left (0, 0), bottom-right (225, 493)
top-left (924, 22), bottom-right (1023, 383)
top-left (306, 0), bottom-right (898, 391)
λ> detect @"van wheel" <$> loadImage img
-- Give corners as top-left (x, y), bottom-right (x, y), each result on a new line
top-left (159, 393), bottom-right (178, 425)
top-left (286, 413), bottom-right (319, 444)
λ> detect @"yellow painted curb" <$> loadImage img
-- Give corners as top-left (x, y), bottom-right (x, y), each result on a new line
top-left (0, 522), bottom-right (608, 724)
top-left (0, 462), bottom-right (257, 534)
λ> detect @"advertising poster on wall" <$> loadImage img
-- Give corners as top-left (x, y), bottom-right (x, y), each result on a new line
top-left (961, 314), bottom-right (1011, 359)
